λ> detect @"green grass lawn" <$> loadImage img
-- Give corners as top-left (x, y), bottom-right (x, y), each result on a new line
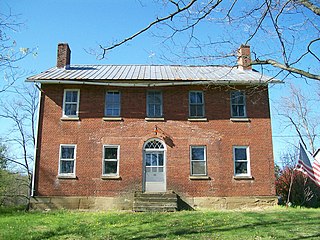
top-left (0, 207), bottom-right (319, 240)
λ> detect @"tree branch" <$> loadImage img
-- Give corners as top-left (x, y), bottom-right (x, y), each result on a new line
top-left (99, 0), bottom-right (198, 58)
top-left (297, 0), bottom-right (320, 15)
top-left (252, 59), bottom-right (320, 80)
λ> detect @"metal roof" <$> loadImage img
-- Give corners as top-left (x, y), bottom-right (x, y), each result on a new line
top-left (27, 65), bottom-right (279, 85)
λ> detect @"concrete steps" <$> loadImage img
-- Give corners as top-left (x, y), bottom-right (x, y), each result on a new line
top-left (133, 192), bottom-right (178, 212)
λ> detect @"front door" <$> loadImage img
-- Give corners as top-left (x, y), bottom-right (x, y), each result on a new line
top-left (143, 139), bottom-right (166, 192)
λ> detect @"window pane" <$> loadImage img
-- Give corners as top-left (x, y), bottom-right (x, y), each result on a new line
top-left (113, 109), bottom-right (120, 116)
top-left (192, 162), bottom-right (206, 175)
top-left (196, 92), bottom-right (203, 103)
top-left (231, 91), bottom-right (242, 104)
top-left (65, 91), bottom-right (72, 102)
top-left (190, 105), bottom-right (197, 117)
top-left (231, 105), bottom-right (238, 117)
top-left (238, 106), bottom-right (245, 117)
top-left (190, 92), bottom-right (196, 103)
top-left (105, 148), bottom-right (118, 159)
top-left (158, 154), bottom-right (164, 166)
top-left (71, 91), bottom-right (78, 102)
top-left (61, 146), bottom-right (74, 159)
top-left (196, 105), bottom-right (203, 116)
top-left (65, 103), bottom-right (77, 116)
top-left (151, 154), bottom-right (157, 166)
top-left (154, 94), bottom-right (161, 104)
top-left (104, 161), bottom-right (117, 174)
top-left (235, 162), bottom-right (248, 174)
top-left (192, 147), bottom-right (204, 160)
top-left (235, 148), bottom-right (247, 160)
top-left (60, 160), bottom-right (74, 174)
top-left (146, 154), bottom-right (151, 166)
top-left (154, 104), bottom-right (161, 116)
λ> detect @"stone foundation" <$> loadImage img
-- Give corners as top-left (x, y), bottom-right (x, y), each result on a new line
top-left (30, 195), bottom-right (277, 211)
top-left (186, 196), bottom-right (277, 210)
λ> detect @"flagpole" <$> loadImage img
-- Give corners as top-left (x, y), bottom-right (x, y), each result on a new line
top-left (286, 167), bottom-right (295, 207)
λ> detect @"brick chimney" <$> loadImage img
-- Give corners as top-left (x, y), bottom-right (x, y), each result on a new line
top-left (57, 43), bottom-right (71, 68)
top-left (237, 45), bottom-right (252, 70)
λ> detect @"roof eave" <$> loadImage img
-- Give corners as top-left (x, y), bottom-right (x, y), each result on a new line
top-left (25, 79), bottom-right (280, 87)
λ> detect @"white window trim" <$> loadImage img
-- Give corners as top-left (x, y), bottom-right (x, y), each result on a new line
top-left (58, 144), bottom-right (76, 178)
top-left (190, 145), bottom-right (207, 176)
top-left (189, 91), bottom-right (205, 118)
top-left (146, 91), bottom-right (163, 118)
top-left (105, 91), bottom-right (121, 117)
top-left (62, 89), bottom-right (80, 118)
top-left (233, 146), bottom-right (251, 177)
top-left (102, 145), bottom-right (120, 177)
top-left (230, 91), bottom-right (247, 118)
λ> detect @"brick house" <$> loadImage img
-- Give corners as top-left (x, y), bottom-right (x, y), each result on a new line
top-left (27, 43), bottom-right (278, 210)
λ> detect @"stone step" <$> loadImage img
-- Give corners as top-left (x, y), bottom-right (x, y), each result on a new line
top-left (133, 191), bottom-right (178, 212)
top-left (133, 206), bottom-right (177, 212)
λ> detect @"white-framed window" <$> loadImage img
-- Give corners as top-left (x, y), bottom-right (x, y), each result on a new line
top-left (59, 144), bottom-right (76, 176)
top-left (103, 145), bottom-right (120, 176)
top-left (190, 146), bottom-right (207, 176)
top-left (233, 146), bottom-right (251, 176)
top-left (147, 91), bottom-right (162, 117)
top-left (105, 91), bottom-right (121, 117)
top-left (189, 91), bottom-right (205, 117)
top-left (63, 89), bottom-right (80, 117)
top-left (231, 91), bottom-right (246, 118)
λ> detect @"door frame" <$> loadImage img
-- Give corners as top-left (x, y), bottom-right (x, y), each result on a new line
top-left (142, 138), bottom-right (167, 192)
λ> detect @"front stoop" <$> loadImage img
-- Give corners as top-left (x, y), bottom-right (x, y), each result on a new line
top-left (133, 191), bottom-right (178, 212)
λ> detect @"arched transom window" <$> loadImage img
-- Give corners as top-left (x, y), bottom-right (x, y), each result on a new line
top-left (144, 139), bottom-right (164, 150)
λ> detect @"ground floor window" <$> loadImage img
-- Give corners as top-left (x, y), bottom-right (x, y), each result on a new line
top-left (233, 146), bottom-right (251, 176)
top-left (59, 144), bottom-right (76, 176)
top-left (190, 146), bottom-right (207, 176)
top-left (103, 145), bottom-right (120, 176)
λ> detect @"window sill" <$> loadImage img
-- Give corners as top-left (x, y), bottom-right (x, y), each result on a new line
top-left (188, 118), bottom-right (208, 122)
top-left (230, 118), bottom-right (250, 122)
top-left (103, 117), bottom-right (123, 121)
top-left (189, 176), bottom-right (210, 180)
top-left (145, 117), bottom-right (165, 121)
top-left (61, 117), bottom-right (80, 121)
top-left (101, 175), bottom-right (121, 180)
top-left (233, 176), bottom-right (254, 180)
top-left (57, 175), bottom-right (77, 179)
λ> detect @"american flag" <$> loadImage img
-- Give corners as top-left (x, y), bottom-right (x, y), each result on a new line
top-left (296, 143), bottom-right (320, 186)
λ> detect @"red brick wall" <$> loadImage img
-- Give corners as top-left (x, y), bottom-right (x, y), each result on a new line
top-left (35, 84), bottom-right (275, 198)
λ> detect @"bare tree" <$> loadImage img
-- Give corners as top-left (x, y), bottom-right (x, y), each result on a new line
top-left (278, 84), bottom-right (319, 153)
top-left (0, 84), bottom-right (39, 208)
top-left (0, 6), bottom-right (30, 93)
top-left (98, 0), bottom-right (319, 81)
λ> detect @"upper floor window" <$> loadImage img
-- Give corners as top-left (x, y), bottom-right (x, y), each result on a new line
top-left (189, 91), bottom-right (204, 118)
top-left (103, 145), bottom-right (120, 176)
top-left (105, 91), bottom-right (121, 117)
top-left (63, 89), bottom-right (80, 117)
top-left (147, 91), bottom-right (162, 118)
top-left (231, 91), bottom-right (246, 118)
top-left (59, 144), bottom-right (76, 177)
top-left (233, 146), bottom-right (251, 177)
top-left (190, 146), bottom-right (207, 176)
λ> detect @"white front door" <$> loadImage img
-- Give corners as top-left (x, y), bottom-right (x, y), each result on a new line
top-left (143, 139), bottom-right (166, 192)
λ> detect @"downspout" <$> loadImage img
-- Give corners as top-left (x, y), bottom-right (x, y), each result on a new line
top-left (31, 83), bottom-right (42, 197)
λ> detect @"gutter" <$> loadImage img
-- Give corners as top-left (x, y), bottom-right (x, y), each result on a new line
top-left (25, 79), bottom-right (281, 86)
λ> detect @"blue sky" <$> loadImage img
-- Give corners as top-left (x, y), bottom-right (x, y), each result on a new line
top-left (1, 0), bottom-right (319, 166)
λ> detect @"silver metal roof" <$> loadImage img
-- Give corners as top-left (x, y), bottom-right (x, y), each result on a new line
top-left (27, 65), bottom-right (279, 85)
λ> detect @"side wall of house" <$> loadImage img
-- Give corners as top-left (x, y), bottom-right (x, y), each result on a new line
top-left (34, 84), bottom-right (275, 204)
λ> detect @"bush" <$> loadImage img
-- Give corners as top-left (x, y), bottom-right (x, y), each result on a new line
top-left (275, 166), bottom-right (320, 207)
